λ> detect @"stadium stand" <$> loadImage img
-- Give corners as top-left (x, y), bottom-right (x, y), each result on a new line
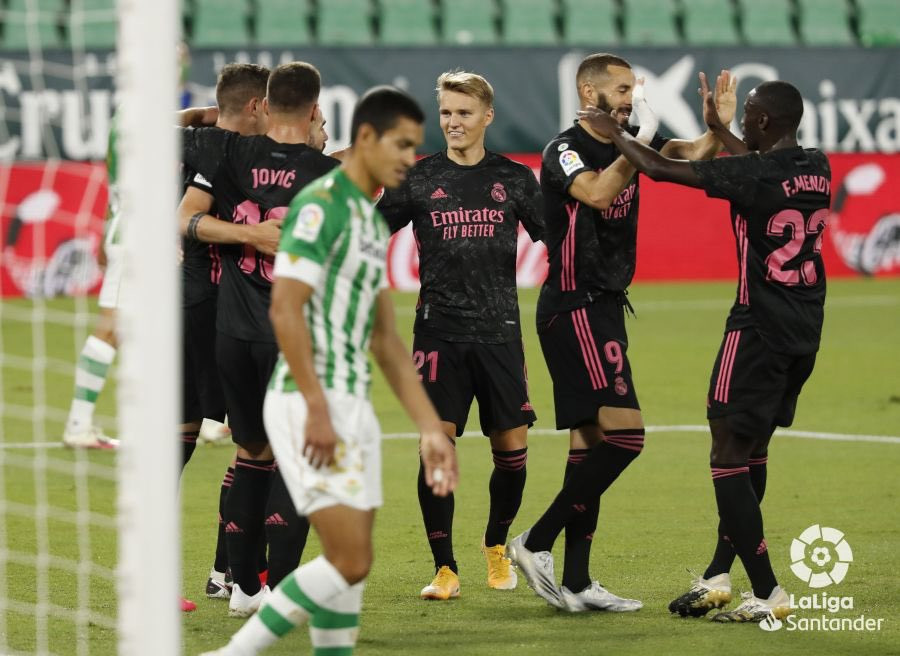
top-left (738, 0), bottom-right (797, 46)
top-left (318, 0), bottom-right (374, 45)
top-left (440, 0), bottom-right (498, 45)
top-left (1, 0), bottom-right (66, 50)
top-left (797, 0), bottom-right (855, 46)
top-left (70, 0), bottom-right (116, 49)
top-left (622, 0), bottom-right (680, 45)
top-left (561, 0), bottom-right (619, 46)
top-left (682, 0), bottom-right (739, 46)
top-left (256, 0), bottom-right (312, 46)
top-left (857, 0), bottom-right (900, 46)
top-left (380, 0), bottom-right (437, 45)
top-left (501, 0), bottom-right (557, 45)
top-left (191, 0), bottom-right (250, 47)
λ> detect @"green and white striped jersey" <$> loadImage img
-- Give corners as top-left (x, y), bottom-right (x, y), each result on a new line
top-left (269, 168), bottom-right (390, 398)
top-left (104, 115), bottom-right (122, 247)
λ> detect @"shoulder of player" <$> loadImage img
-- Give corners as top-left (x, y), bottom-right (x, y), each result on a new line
top-left (542, 128), bottom-right (579, 157)
top-left (409, 151), bottom-right (443, 174)
top-left (483, 152), bottom-right (536, 180)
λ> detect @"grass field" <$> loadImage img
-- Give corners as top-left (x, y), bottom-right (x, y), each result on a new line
top-left (2, 278), bottom-right (899, 655)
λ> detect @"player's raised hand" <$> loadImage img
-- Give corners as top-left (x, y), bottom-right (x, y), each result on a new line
top-left (250, 218), bottom-right (283, 256)
top-left (698, 72), bottom-right (725, 130)
top-left (420, 429), bottom-right (458, 497)
top-left (698, 70), bottom-right (738, 127)
top-left (302, 397), bottom-right (338, 469)
top-left (632, 77), bottom-right (659, 143)
top-left (577, 106), bottom-right (619, 138)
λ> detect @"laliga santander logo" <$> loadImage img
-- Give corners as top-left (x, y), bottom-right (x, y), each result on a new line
top-left (790, 524), bottom-right (853, 588)
top-left (829, 162), bottom-right (900, 276)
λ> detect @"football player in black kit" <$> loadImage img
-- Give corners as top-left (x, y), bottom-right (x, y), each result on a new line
top-left (582, 78), bottom-right (830, 624)
top-left (507, 53), bottom-right (737, 613)
top-left (379, 71), bottom-right (544, 600)
top-left (177, 62), bottom-right (339, 617)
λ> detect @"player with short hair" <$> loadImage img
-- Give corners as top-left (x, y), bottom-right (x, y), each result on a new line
top-left (578, 78), bottom-right (827, 623)
top-left (179, 61), bottom-right (339, 617)
top-left (199, 85), bottom-right (458, 656)
top-left (379, 70), bottom-right (544, 600)
top-left (508, 53), bottom-right (737, 613)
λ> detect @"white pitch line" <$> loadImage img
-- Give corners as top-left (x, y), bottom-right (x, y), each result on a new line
top-left (3, 425), bottom-right (898, 450)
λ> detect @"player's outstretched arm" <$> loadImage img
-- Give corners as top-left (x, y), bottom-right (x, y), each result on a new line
top-left (270, 277), bottom-right (338, 469)
top-left (661, 70), bottom-right (738, 161)
top-left (578, 107), bottom-right (703, 188)
top-left (369, 290), bottom-right (458, 497)
top-left (176, 106), bottom-right (218, 127)
top-left (177, 188), bottom-right (283, 254)
top-left (568, 156), bottom-right (639, 211)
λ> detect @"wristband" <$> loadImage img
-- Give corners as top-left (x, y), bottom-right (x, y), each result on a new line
top-left (187, 212), bottom-right (205, 240)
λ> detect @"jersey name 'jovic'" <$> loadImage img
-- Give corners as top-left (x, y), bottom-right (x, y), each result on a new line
top-left (181, 128), bottom-right (339, 342)
top-left (379, 151), bottom-right (543, 343)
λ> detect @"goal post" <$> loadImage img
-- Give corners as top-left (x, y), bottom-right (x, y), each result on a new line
top-left (115, 0), bottom-right (180, 654)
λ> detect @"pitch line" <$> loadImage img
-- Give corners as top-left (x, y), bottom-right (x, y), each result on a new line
top-left (3, 425), bottom-right (898, 449)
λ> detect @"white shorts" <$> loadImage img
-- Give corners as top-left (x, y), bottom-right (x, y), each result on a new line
top-left (263, 388), bottom-right (383, 516)
top-left (98, 244), bottom-right (124, 309)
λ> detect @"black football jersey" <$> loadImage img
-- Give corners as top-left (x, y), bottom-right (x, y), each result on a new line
top-left (181, 128), bottom-right (339, 342)
top-left (379, 150), bottom-right (543, 343)
top-left (180, 166), bottom-right (220, 308)
top-left (691, 147), bottom-right (831, 355)
top-left (538, 122), bottom-right (668, 319)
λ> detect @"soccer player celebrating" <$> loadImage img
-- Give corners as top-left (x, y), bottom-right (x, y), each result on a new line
top-left (179, 62), bottom-right (339, 617)
top-left (199, 86), bottom-right (458, 656)
top-left (579, 77), bottom-right (828, 623)
top-left (379, 71), bottom-right (543, 600)
top-left (507, 53), bottom-right (736, 612)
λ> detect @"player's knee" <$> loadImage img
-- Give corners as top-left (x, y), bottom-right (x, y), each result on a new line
top-left (330, 551), bottom-right (373, 584)
top-left (600, 428), bottom-right (645, 456)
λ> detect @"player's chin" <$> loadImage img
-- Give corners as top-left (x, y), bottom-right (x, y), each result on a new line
top-left (385, 170), bottom-right (408, 188)
top-left (616, 112), bottom-right (631, 126)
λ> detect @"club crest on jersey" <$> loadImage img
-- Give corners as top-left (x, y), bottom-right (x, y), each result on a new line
top-left (559, 150), bottom-right (584, 176)
top-left (614, 376), bottom-right (628, 396)
top-left (292, 203), bottom-right (325, 242)
top-left (491, 183), bottom-right (507, 203)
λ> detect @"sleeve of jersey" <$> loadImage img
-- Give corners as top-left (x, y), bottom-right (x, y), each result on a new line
top-left (649, 132), bottom-right (670, 152)
top-left (377, 182), bottom-right (412, 234)
top-left (690, 155), bottom-right (761, 206)
top-left (543, 140), bottom-right (591, 193)
top-left (517, 169), bottom-right (545, 242)
top-left (273, 201), bottom-right (341, 287)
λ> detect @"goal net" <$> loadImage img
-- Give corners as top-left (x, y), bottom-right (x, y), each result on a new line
top-left (0, 0), bottom-right (179, 653)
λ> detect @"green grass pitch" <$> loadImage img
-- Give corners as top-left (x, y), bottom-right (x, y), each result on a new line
top-left (2, 278), bottom-right (898, 655)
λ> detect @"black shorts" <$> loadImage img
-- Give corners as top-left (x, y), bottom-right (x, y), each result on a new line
top-left (182, 297), bottom-right (226, 424)
top-left (216, 332), bottom-right (279, 447)
top-left (707, 327), bottom-right (817, 438)
top-left (412, 334), bottom-right (536, 437)
top-left (537, 297), bottom-right (639, 430)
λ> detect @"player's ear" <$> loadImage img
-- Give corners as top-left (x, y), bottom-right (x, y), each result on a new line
top-left (262, 97), bottom-right (270, 116)
top-left (356, 123), bottom-right (377, 147)
top-left (578, 81), bottom-right (594, 106)
top-left (308, 102), bottom-right (319, 123)
top-left (483, 105), bottom-right (495, 127)
top-left (759, 112), bottom-right (770, 131)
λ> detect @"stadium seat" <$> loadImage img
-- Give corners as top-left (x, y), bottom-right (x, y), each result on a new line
top-left (380, 0), bottom-right (437, 46)
top-left (1, 0), bottom-right (66, 50)
top-left (440, 0), bottom-right (498, 45)
top-left (797, 0), bottom-right (854, 46)
top-left (255, 0), bottom-right (312, 46)
top-left (682, 0), bottom-right (739, 46)
top-left (857, 0), bottom-right (900, 46)
top-left (561, 0), bottom-right (618, 46)
top-left (501, 0), bottom-right (557, 45)
top-left (622, 0), bottom-right (679, 46)
top-left (68, 0), bottom-right (117, 49)
top-left (738, 0), bottom-right (796, 46)
top-left (192, 0), bottom-right (250, 47)
top-left (317, 0), bottom-right (373, 45)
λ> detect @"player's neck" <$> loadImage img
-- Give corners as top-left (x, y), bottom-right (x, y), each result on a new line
top-left (265, 122), bottom-right (310, 145)
top-left (446, 143), bottom-right (486, 166)
top-left (761, 135), bottom-right (799, 154)
top-left (578, 118), bottom-right (613, 144)
top-left (341, 154), bottom-right (378, 198)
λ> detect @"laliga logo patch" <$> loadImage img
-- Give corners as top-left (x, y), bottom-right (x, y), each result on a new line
top-left (790, 524), bottom-right (853, 588)
top-left (491, 182), bottom-right (507, 203)
top-left (292, 203), bottom-right (325, 242)
top-left (559, 150), bottom-right (585, 177)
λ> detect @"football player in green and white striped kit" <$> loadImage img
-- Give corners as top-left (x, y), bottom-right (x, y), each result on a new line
top-left (201, 87), bottom-right (459, 656)
top-left (62, 117), bottom-right (122, 449)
